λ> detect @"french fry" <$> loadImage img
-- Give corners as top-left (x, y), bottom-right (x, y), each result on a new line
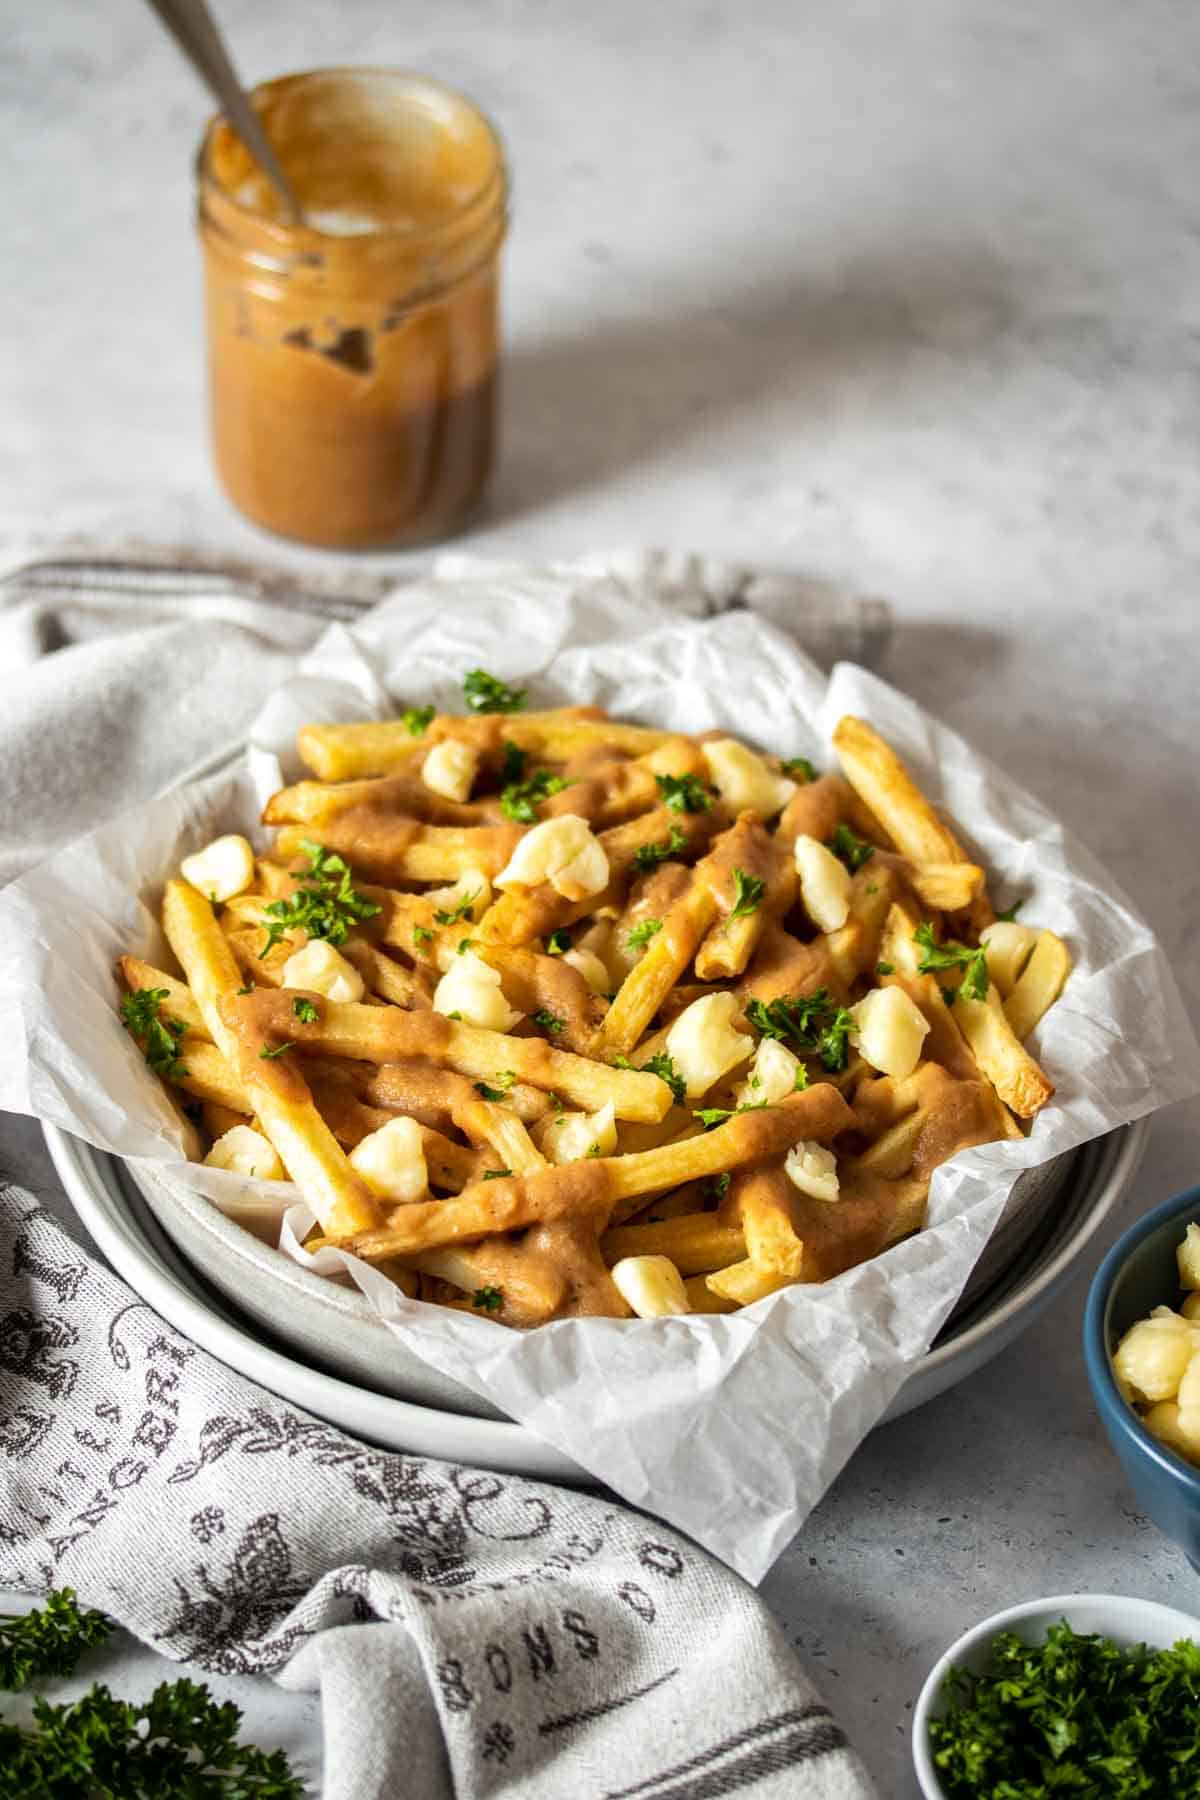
top-left (591, 881), bottom-right (719, 1059)
top-left (605, 1084), bottom-right (855, 1220)
top-left (274, 820), bottom-right (521, 886)
top-left (600, 1216), bottom-right (746, 1275)
top-left (339, 1159), bottom-right (614, 1258)
top-left (162, 880), bottom-right (382, 1238)
top-left (1003, 931), bottom-right (1072, 1042)
top-left (224, 989), bottom-right (674, 1123)
top-left (297, 709), bottom-right (673, 782)
top-left (949, 985), bottom-right (1055, 1118)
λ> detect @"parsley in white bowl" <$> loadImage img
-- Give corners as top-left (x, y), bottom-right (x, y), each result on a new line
top-left (913, 1592), bottom-right (1200, 1799)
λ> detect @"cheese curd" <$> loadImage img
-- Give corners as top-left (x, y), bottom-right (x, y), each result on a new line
top-left (425, 868), bottom-right (491, 922)
top-left (421, 738), bottom-right (479, 803)
top-left (611, 1254), bottom-right (691, 1318)
top-left (563, 946), bottom-right (610, 995)
top-left (1113, 1310), bottom-right (1198, 1403)
top-left (784, 1139), bottom-right (839, 1203)
top-left (282, 939), bottom-right (365, 1004)
top-left (433, 950), bottom-right (521, 1031)
top-left (735, 1036), bottom-right (802, 1109)
top-left (848, 985), bottom-right (930, 1081)
top-left (793, 834), bottom-right (852, 932)
top-left (980, 921), bottom-right (1040, 996)
top-left (536, 1101), bottom-right (617, 1165)
top-left (204, 1124), bottom-right (286, 1180)
top-left (665, 990), bottom-right (753, 1098)
top-left (180, 833), bottom-right (255, 904)
top-left (1178, 1222), bottom-right (1200, 1291)
top-left (702, 738), bottom-right (795, 819)
top-left (349, 1115), bottom-right (428, 1202)
top-left (495, 815), bottom-right (610, 902)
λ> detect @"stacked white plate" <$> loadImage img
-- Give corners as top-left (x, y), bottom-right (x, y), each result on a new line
top-left (47, 1119), bottom-right (1148, 1484)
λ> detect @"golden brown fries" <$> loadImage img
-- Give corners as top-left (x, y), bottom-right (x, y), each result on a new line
top-left (115, 684), bottom-right (1071, 1328)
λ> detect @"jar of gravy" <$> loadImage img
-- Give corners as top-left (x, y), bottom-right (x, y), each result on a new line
top-left (196, 69), bottom-right (508, 549)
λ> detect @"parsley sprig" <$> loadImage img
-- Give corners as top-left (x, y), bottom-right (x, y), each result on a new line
top-left (119, 989), bottom-right (187, 1080)
top-left (402, 704), bottom-right (435, 736)
top-left (475, 1071), bottom-right (516, 1102)
top-left (0, 1591), bottom-right (302, 1796)
top-left (500, 768), bottom-right (569, 823)
top-left (472, 1285), bottom-right (505, 1307)
top-left (615, 1050), bottom-right (687, 1104)
top-left (530, 1008), bottom-right (565, 1034)
top-left (655, 773), bottom-right (713, 814)
top-left (826, 822), bottom-right (875, 872)
top-left (913, 921), bottom-right (989, 1002)
top-left (744, 989), bottom-right (855, 1072)
top-left (929, 1622), bottom-right (1200, 1799)
top-left (729, 867), bottom-right (765, 920)
top-left (433, 890), bottom-right (479, 927)
top-left (259, 841), bottom-right (381, 959)
top-left (544, 928), bottom-right (572, 956)
top-left (633, 824), bottom-right (687, 873)
top-left (782, 756), bottom-right (817, 783)
top-left (463, 669), bottom-right (527, 714)
top-left (626, 918), bottom-right (663, 951)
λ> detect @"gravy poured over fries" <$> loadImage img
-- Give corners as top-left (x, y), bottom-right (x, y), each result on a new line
top-left (117, 683), bottom-right (1071, 1328)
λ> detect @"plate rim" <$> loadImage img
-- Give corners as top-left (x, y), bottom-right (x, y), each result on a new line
top-left (43, 1118), bottom-right (1148, 1458)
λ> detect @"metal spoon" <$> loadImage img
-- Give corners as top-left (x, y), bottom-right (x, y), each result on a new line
top-left (144, 0), bottom-right (305, 224)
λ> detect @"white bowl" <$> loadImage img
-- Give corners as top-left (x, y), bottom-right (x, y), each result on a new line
top-left (912, 1591), bottom-right (1200, 1799)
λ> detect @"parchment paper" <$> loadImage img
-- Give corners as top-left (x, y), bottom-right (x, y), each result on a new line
top-left (0, 563), bottom-right (1195, 1582)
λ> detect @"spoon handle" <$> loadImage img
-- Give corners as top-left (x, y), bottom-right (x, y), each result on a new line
top-left (144, 0), bottom-right (304, 223)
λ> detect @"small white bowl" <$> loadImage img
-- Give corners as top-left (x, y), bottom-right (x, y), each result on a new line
top-left (912, 1592), bottom-right (1200, 1800)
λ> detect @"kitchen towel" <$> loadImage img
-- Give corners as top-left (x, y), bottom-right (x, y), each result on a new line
top-left (0, 552), bottom-right (886, 1796)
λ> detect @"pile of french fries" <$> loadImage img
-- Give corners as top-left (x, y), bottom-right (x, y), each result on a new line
top-left (116, 685), bottom-right (1071, 1328)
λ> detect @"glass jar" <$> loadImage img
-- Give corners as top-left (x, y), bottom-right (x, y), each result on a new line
top-left (196, 69), bottom-right (508, 549)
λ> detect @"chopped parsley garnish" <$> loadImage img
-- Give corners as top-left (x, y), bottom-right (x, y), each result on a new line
top-left (655, 772), bottom-right (713, 814)
top-left (259, 840), bottom-right (381, 958)
top-left (433, 890), bottom-right (480, 927)
top-left (463, 669), bottom-right (527, 714)
top-left (119, 988), bottom-right (187, 1080)
top-left (546, 1091), bottom-right (566, 1120)
top-left (706, 1172), bottom-right (731, 1202)
top-left (638, 1051), bottom-right (687, 1105)
top-left (500, 768), bottom-right (569, 823)
top-left (928, 1621), bottom-right (1200, 1799)
top-left (402, 704), bottom-right (435, 736)
top-left (782, 756), bottom-right (817, 783)
top-left (236, 982), bottom-right (255, 995)
top-left (729, 867), bottom-right (766, 920)
top-left (996, 899), bottom-right (1025, 923)
top-left (291, 997), bottom-right (319, 1023)
top-left (481, 1172), bottom-right (511, 1185)
top-left (694, 1100), bottom-right (767, 1131)
top-left (744, 988), bottom-right (855, 1072)
top-left (412, 924), bottom-right (433, 947)
top-left (457, 937), bottom-right (476, 955)
top-left (826, 822), bottom-right (876, 872)
top-left (545, 927), bottom-right (572, 956)
top-left (794, 1063), bottom-right (809, 1091)
top-left (913, 921), bottom-right (989, 1002)
top-left (474, 1071), bottom-right (516, 1102)
top-left (472, 1284), bottom-right (505, 1306)
top-left (875, 961), bottom-right (895, 976)
top-left (259, 1042), bottom-right (292, 1060)
top-left (633, 823), bottom-right (687, 872)
top-left (530, 1008), bottom-right (565, 1033)
top-left (626, 917), bottom-right (663, 951)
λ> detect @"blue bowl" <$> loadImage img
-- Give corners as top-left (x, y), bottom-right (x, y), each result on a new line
top-left (1084, 1184), bottom-right (1200, 1570)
